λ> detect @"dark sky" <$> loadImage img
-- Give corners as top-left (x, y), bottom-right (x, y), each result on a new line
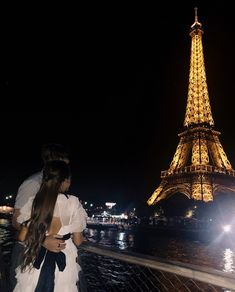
top-left (0, 2), bottom-right (235, 209)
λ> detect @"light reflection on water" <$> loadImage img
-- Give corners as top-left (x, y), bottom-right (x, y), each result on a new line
top-left (2, 217), bottom-right (235, 273)
top-left (117, 232), bottom-right (126, 250)
top-left (223, 248), bottom-right (234, 273)
top-left (84, 227), bottom-right (235, 272)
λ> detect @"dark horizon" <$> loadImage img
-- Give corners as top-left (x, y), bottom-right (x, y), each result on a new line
top-left (1, 3), bottom-right (235, 211)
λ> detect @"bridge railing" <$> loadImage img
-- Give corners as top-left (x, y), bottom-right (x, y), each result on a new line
top-left (79, 242), bottom-right (235, 291)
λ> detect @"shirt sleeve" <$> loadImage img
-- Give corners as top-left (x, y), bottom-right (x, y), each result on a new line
top-left (70, 197), bottom-right (88, 233)
top-left (14, 178), bottom-right (40, 209)
top-left (17, 197), bottom-right (34, 224)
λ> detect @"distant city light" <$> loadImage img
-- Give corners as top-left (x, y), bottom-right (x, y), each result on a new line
top-left (185, 209), bottom-right (194, 218)
top-left (105, 202), bottom-right (116, 209)
top-left (120, 213), bottom-right (128, 219)
top-left (0, 206), bottom-right (14, 213)
top-left (5, 195), bottom-right (13, 200)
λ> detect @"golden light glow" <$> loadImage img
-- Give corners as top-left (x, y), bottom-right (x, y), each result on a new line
top-left (208, 136), bottom-right (232, 170)
top-left (184, 30), bottom-right (214, 127)
top-left (192, 135), bottom-right (209, 165)
top-left (147, 185), bottom-right (164, 206)
top-left (191, 175), bottom-right (213, 201)
top-left (147, 11), bottom-right (235, 206)
top-left (185, 209), bottom-right (194, 218)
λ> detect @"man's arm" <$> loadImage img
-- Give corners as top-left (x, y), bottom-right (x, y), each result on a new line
top-left (18, 225), bottom-right (28, 242)
top-left (16, 222), bottom-right (66, 253)
top-left (17, 228), bottom-right (66, 252)
top-left (13, 172), bottom-right (42, 230)
top-left (12, 208), bottom-right (21, 231)
top-left (43, 235), bottom-right (66, 253)
top-left (13, 203), bottom-right (66, 252)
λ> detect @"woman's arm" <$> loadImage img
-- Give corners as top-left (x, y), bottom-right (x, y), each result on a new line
top-left (72, 232), bottom-right (83, 247)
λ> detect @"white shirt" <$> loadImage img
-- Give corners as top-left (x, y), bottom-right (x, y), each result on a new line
top-left (14, 171), bottom-right (43, 209)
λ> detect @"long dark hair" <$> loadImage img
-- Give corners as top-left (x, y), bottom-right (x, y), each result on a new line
top-left (21, 160), bottom-right (71, 271)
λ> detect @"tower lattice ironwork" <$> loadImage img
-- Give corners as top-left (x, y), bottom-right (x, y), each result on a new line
top-left (147, 9), bottom-right (235, 206)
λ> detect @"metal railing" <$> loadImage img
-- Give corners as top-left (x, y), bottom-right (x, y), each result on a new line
top-left (1, 241), bottom-right (235, 291)
top-left (79, 242), bottom-right (235, 291)
top-left (161, 165), bottom-right (235, 178)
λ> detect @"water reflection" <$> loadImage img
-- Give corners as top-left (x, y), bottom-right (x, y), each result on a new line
top-left (118, 232), bottom-right (125, 241)
top-left (223, 248), bottom-right (234, 273)
top-left (116, 232), bottom-right (127, 250)
top-left (0, 218), bottom-right (15, 261)
top-left (128, 234), bottom-right (134, 248)
top-left (84, 228), bottom-right (135, 251)
top-left (82, 227), bottom-right (235, 272)
top-left (0, 219), bottom-right (10, 226)
top-left (3, 219), bottom-right (235, 272)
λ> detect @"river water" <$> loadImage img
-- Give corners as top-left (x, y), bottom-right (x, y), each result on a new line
top-left (1, 216), bottom-right (235, 274)
top-left (84, 226), bottom-right (235, 273)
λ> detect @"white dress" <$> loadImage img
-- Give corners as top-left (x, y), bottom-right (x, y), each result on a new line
top-left (13, 194), bottom-right (87, 292)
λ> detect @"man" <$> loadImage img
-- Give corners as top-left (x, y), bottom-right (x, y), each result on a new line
top-left (10, 143), bottom-right (70, 291)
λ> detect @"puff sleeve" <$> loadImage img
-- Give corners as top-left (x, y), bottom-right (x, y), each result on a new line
top-left (70, 197), bottom-right (88, 233)
top-left (17, 197), bottom-right (34, 224)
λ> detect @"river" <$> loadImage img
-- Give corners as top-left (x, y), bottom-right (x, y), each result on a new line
top-left (1, 216), bottom-right (235, 274)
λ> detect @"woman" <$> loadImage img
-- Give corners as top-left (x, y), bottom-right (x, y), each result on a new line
top-left (14, 160), bottom-right (87, 292)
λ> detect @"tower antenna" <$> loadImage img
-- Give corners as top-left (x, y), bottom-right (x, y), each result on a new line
top-left (194, 7), bottom-right (198, 22)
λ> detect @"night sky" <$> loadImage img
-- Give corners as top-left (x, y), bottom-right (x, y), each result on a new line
top-left (0, 2), bottom-right (235, 211)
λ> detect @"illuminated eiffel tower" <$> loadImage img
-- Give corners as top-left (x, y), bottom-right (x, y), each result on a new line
top-left (147, 8), bottom-right (235, 206)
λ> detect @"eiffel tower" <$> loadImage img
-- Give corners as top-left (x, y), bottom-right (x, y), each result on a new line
top-left (147, 8), bottom-right (235, 206)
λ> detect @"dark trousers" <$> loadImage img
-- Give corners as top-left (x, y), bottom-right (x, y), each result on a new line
top-left (9, 241), bottom-right (24, 292)
top-left (78, 270), bottom-right (87, 292)
top-left (0, 246), bottom-right (8, 292)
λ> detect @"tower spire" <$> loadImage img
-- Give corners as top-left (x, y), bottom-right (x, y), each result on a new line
top-left (191, 7), bottom-right (202, 30)
top-left (184, 8), bottom-right (214, 127)
top-left (194, 7), bottom-right (198, 22)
